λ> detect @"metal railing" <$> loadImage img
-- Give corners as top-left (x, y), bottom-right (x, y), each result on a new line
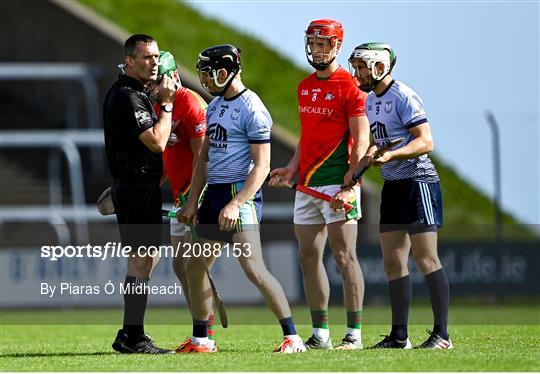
top-left (0, 129), bottom-right (294, 246)
top-left (0, 62), bottom-right (104, 171)
top-left (1, 130), bottom-right (105, 243)
top-left (0, 63), bottom-right (101, 130)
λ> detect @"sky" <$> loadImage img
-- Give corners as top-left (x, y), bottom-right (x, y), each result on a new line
top-left (187, 0), bottom-right (539, 225)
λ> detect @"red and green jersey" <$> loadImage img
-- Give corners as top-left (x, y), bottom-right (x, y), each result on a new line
top-left (298, 66), bottom-right (367, 186)
top-left (155, 88), bottom-right (207, 202)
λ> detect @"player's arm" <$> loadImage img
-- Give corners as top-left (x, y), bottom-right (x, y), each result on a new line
top-left (268, 143), bottom-right (300, 187)
top-left (235, 142), bottom-right (270, 207)
top-left (286, 143), bottom-right (301, 175)
top-left (219, 142), bottom-right (270, 231)
top-left (363, 137), bottom-right (378, 159)
top-left (178, 136), bottom-right (209, 225)
top-left (331, 116), bottom-right (370, 208)
top-left (344, 115), bottom-right (370, 186)
top-left (340, 136), bottom-right (377, 189)
top-left (372, 123), bottom-right (433, 165)
top-left (139, 76), bottom-right (176, 153)
top-left (188, 136), bottom-right (209, 202)
top-left (190, 134), bottom-right (205, 172)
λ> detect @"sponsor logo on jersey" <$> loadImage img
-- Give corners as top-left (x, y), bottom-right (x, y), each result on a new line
top-left (135, 110), bottom-right (152, 126)
top-left (258, 122), bottom-right (271, 135)
top-left (325, 92), bottom-right (335, 101)
top-left (311, 88), bottom-right (322, 93)
top-left (370, 121), bottom-right (388, 140)
top-left (301, 90), bottom-right (309, 96)
top-left (220, 104), bottom-right (229, 109)
top-left (367, 105), bottom-right (372, 111)
top-left (299, 105), bottom-right (334, 116)
top-left (208, 123), bottom-right (228, 150)
top-left (385, 101), bottom-right (392, 113)
top-left (231, 108), bottom-right (240, 120)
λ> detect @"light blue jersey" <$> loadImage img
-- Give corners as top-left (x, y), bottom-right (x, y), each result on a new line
top-left (206, 89), bottom-right (272, 184)
top-left (366, 80), bottom-right (439, 182)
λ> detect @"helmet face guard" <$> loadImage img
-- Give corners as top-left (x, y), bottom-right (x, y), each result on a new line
top-left (304, 19), bottom-right (344, 71)
top-left (348, 42), bottom-right (397, 92)
top-left (196, 44), bottom-right (242, 96)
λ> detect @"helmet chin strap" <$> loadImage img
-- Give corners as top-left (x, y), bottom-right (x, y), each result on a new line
top-left (211, 69), bottom-right (239, 96)
top-left (312, 56), bottom-right (335, 71)
top-left (359, 63), bottom-right (390, 93)
top-left (359, 74), bottom-right (386, 93)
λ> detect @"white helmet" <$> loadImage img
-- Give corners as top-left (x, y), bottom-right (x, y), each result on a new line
top-left (349, 42), bottom-right (397, 92)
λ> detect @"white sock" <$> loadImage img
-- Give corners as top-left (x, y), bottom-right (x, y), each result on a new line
top-left (206, 339), bottom-right (215, 349)
top-left (191, 336), bottom-right (209, 346)
top-left (313, 328), bottom-right (330, 342)
top-left (345, 328), bottom-right (361, 340)
top-left (284, 334), bottom-right (301, 342)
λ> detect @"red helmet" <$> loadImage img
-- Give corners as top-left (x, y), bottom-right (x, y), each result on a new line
top-left (305, 19), bottom-right (344, 70)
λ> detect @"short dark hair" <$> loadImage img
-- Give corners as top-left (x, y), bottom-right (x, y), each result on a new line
top-left (124, 34), bottom-right (155, 57)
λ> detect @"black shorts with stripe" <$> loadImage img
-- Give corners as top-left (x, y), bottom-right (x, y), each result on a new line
top-left (380, 179), bottom-right (443, 234)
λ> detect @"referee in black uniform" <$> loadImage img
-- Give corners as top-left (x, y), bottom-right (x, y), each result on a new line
top-left (104, 34), bottom-right (175, 354)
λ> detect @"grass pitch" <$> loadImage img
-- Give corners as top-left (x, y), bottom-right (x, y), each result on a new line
top-left (1, 305), bottom-right (539, 372)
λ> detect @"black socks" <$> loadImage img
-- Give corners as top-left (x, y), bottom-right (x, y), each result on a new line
top-left (122, 275), bottom-right (149, 339)
top-left (425, 268), bottom-right (449, 339)
top-left (388, 275), bottom-right (412, 340)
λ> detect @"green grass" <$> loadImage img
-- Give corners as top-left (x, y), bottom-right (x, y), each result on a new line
top-left (1, 306), bottom-right (539, 371)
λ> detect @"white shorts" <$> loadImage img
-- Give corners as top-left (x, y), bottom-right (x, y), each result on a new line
top-left (293, 184), bottom-right (361, 225)
top-left (169, 206), bottom-right (190, 237)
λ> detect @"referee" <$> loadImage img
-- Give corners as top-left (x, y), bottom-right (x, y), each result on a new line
top-left (104, 34), bottom-right (175, 354)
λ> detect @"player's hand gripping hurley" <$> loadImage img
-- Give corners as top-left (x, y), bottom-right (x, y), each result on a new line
top-left (342, 137), bottom-right (404, 188)
top-left (268, 175), bottom-right (354, 213)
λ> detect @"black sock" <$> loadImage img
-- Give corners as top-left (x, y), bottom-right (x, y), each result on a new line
top-left (279, 317), bottom-right (297, 336)
top-left (425, 268), bottom-right (449, 339)
top-left (192, 319), bottom-right (209, 338)
top-left (388, 275), bottom-right (411, 340)
top-left (122, 275), bottom-right (149, 339)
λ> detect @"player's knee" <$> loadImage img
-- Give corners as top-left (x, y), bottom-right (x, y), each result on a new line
top-left (383, 257), bottom-right (407, 278)
top-left (414, 255), bottom-right (441, 275)
top-left (332, 249), bottom-right (356, 271)
top-left (298, 247), bottom-right (321, 267)
top-left (128, 255), bottom-right (153, 277)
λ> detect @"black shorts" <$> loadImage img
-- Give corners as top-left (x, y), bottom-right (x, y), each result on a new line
top-left (197, 182), bottom-right (262, 243)
top-left (112, 178), bottom-right (162, 249)
top-left (380, 179), bottom-right (443, 234)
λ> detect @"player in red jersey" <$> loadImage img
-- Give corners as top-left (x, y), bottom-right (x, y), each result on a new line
top-left (151, 52), bottom-right (219, 350)
top-left (270, 19), bottom-right (370, 350)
